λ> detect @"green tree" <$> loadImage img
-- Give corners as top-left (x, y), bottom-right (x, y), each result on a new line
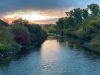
top-left (0, 27), bottom-right (21, 53)
top-left (56, 18), bottom-right (66, 35)
top-left (88, 4), bottom-right (100, 16)
top-left (70, 8), bottom-right (83, 23)
top-left (82, 9), bottom-right (89, 19)
top-left (12, 18), bottom-right (29, 26)
top-left (26, 24), bottom-right (47, 43)
top-left (56, 18), bottom-right (66, 30)
top-left (11, 24), bottom-right (31, 47)
top-left (0, 19), bottom-right (8, 27)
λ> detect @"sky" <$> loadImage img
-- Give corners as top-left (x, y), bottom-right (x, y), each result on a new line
top-left (0, 0), bottom-right (100, 24)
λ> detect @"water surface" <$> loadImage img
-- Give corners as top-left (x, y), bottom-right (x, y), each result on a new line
top-left (0, 37), bottom-right (100, 75)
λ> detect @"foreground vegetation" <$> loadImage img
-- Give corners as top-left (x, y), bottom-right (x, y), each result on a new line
top-left (0, 18), bottom-right (47, 58)
top-left (43, 4), bottom-right (100, 52)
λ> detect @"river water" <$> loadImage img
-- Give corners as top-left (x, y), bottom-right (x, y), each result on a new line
top-left (0, 37), bottom-right (100, 75)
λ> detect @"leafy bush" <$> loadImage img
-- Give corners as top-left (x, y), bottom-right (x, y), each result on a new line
top-left (0, 27), bottom-right (21, 53)
top-left (11, 24), bottom-right (31, 46)
top-left (86, 34), bottom-right (100, 51)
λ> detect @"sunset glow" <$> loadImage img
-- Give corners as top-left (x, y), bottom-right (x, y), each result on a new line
top-left (1, 0), bottom-right (100, 24)
top-left (4, 11), bottom-right (55, 21)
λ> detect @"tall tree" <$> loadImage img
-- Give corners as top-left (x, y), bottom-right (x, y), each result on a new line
top-left (56, 18), bottom-right (66, 30)
top-left (82, 9), bottom-right (89, 20)
top-left (56, 18), bottom-right (67, 35)
top-left (12, 18), bottom-right (29, 26)
top-left (88, 4), bottom-right (100, 16)
top-left (70, 8), bottom-right (83, 23)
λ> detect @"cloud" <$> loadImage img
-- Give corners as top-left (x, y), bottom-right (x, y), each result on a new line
top-left (2, 10), bottom-right (66, 24)
top-left (0, 0), bottom-right (66, 14)
top-left (0, 0), bottom-right (100, 24)
top-left (34, 18), bottom-right (58, 24)
top-left (0, 0), bottom-right (100, 15)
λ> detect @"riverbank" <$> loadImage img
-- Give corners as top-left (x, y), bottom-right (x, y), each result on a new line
top-left (0, 19), bottom-right (47, 60)
top-left (64, 34), bottom-right (100, 53)
top-left (0, 38), bottom-right (47, 60)
top-left (48, 34), bottom-right (100, 53)
top-left (0, 38), bottom-right (100, 75)
top-left (44, 4), bottom-right (100, 53)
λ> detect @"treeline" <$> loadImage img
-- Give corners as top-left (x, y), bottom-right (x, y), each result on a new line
top-left (43, 24), bottom-right (57, 33)
top-left (44, 4), bottom-right (100, 52)
top-left (0, 18), bottom-right (47, 58)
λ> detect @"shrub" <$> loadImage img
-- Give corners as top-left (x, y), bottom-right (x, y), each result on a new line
top-left (86, 34), bottom-right (100, 51)
top-left (0, 27), bottom-right (21, 53)
top-left (11, 24), bottom-right (31, 46)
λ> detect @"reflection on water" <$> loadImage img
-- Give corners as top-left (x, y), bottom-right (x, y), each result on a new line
top-left (57, 37), bottom-right (100, 58)
top-left (0, 37), bottom-right (100, 75)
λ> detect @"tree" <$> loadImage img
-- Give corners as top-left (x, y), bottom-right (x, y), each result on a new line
top-left (70, 8), bottom-right (83, 23)
top-left (0, 27), bottom-right (20, 53)
top-left (11, 24), bottom-right (31, 47)
top-left (0, 19), bottom-right (8, 27)
top-left (26, 24), bottom-right (47, 43)
top-left (82, 9), bottom-right (89, 20)
top-left (12, 18), bottom-right (29, 26)
top-left (56, 18), bottom-right (66, 30)
top-left (88, 4), bottom-right (100, 16)
top-left (12, 18), bottom-right (47, 48)
top-left (66, 17), bottom-right (76, 28)
top-left (43, 24), bottom-right (57, 33)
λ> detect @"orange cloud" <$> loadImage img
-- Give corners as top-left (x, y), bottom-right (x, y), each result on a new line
top-left (1, 16), bottom-right (19, 24)
top-left (1, 9), bottom-right (67, 24)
